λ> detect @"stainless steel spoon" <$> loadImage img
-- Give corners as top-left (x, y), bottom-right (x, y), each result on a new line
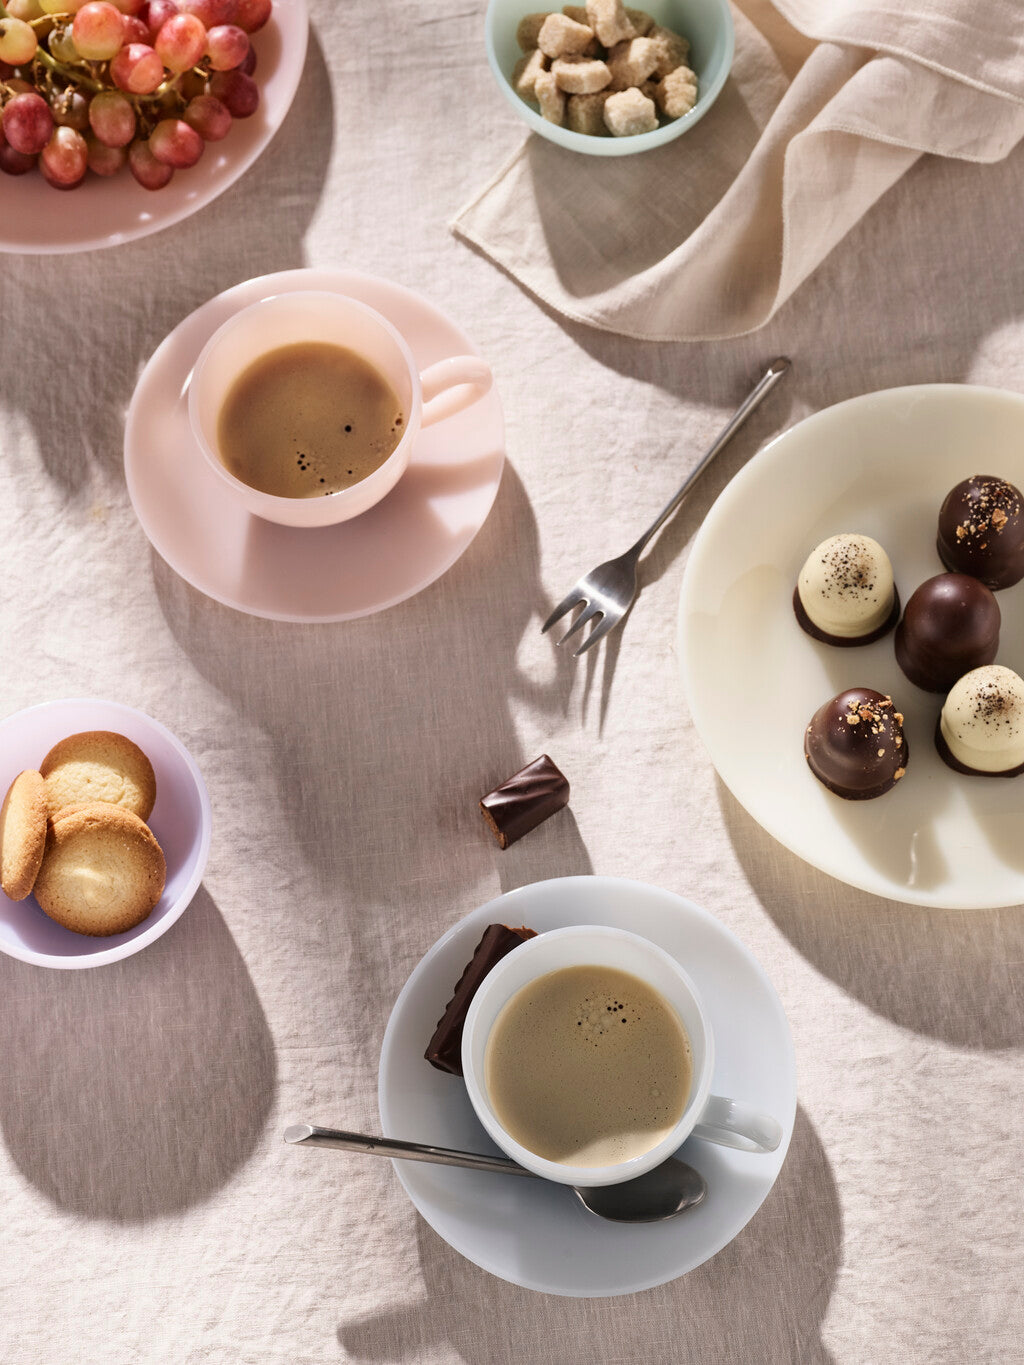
top-left (284, 1123), bottom-right (707, 1223)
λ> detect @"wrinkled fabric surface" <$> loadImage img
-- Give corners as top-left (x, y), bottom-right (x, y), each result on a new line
top-left (3, 1), bottom-right (1024, 1361)
top-left (453, 0), bottom-right (1024, 339)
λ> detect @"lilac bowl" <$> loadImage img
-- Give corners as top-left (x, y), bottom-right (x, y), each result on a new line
top-left (0, 699), bottom-right (211, 969)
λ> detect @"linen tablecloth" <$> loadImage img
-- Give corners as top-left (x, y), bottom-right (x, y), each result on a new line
top-left (3, 1), bottom-right (1024, 1361)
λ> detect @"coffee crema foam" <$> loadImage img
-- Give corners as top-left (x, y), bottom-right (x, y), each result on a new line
top-left (484, 964), bottom-right (692, 1168)
top-left (216, 341), bottom-right (404, 499)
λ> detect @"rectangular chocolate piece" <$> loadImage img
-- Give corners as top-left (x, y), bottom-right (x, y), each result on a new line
top-left (480, 754), bottom-right (570, 850)
top-left (425, 923), bottom-right (536, 1075)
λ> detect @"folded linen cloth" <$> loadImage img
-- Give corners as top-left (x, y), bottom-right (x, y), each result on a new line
top-left (452, 0), bottom-right (1024, 341)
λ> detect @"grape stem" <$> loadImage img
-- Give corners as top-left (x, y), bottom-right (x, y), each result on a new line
top-left (0, 0), bottom-right (216, 140)
top-left (34, 46), bottom-right (106, 93)
top-left (0, 2), bottom-right (190, 108)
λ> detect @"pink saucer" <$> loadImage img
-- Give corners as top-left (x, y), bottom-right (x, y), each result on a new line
top-left (124, 269), bottom-right (505, 622)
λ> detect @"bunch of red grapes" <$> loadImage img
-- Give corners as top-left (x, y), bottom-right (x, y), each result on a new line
top-left (0, 0), bottom-right (272, 189)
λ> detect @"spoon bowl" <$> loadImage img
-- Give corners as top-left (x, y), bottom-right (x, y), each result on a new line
top-left (572, 1156), bottom-right (706, 1222)
top-left (284, 1124), bottom-right (707, 1223)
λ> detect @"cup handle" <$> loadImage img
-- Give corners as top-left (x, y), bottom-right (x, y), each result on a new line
top-left (419, 356), bottom-right (493, 429)
top-left (690, 1096), bottom-right (783, 1154)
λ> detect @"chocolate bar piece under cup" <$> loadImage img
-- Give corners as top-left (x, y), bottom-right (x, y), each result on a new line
top-left (425, 923), bottom-right (536, 1075)
top-left (480, 754), bottom-right (570, 850)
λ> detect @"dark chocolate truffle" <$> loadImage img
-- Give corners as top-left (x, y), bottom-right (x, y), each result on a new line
top-left (804, 688), bottom-right (909, 800)
top-left (894, 573), bottom-right (1000, 693)
top-left (936, 475), bottom-right (1024, 589)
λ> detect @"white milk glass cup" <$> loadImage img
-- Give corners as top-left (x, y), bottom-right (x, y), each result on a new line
top-left (462, 925), bottom-right (783, 1187)
top-left (187, 290), bottom-right (492, 528)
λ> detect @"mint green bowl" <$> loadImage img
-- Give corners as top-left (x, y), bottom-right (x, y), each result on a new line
top-left (485, 0), bottom-right (734, 156)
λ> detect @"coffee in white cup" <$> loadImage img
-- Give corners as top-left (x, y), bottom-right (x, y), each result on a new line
top-left (462, 924), bottom-right (783, 1187)
top-left (485, 962), bottom-right (693, 1167)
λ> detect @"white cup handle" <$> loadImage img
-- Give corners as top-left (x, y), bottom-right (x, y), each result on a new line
top-left (419, 356), bottom-right (492, 428)
top-left (690, 1095), bottom-right (783, 1154)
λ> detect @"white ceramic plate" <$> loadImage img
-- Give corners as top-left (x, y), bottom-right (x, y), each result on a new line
top-left (0, 0), bottom-right (307, 254)
top-left (679, 384), bottom-right (1024, 910)
top-left (378, 876), bottom-right (795, 1297)
top-left (124, 268), bottom-right (505, 622)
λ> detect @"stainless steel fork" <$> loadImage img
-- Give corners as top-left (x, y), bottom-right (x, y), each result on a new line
top-left (541, 358), bottom-right (791, 657)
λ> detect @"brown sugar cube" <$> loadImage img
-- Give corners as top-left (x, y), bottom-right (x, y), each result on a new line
top-left (513, 47), bottom-right (548, 98)
top-left (585, 0), bottom-right (635, 46)
top-left (649, 22), bottom-right (691, 77)
top-left (534, 68), bottom-right (567, 123)
top-left (603, 85), bottom-right (657, 135)
top-left (538, 12), bottom-right (595, 57)
top-left (656, 64), bottom-right (698, 118)
top-left (517, 12), bottom-right (548, 49)
top-left (561, 3), bottom-right (601, 50)
top-left (606, 35), bottom-right (659, 90)
top-left (625, 8), bottom-right (655, 35)
top-left (552, 54), bottom-right (612, 93)
top-left (567, 90), bottom-right (610, 133)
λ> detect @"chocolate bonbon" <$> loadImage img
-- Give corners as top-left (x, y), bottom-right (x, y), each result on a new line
top-left (804, 688), bottom-right (908, 800)
top-left (425, 923), bottom-right (537, 1075)
top-left (936, 475), bottom-right (1024, 589)
top-left (894, 573), bottom-right (1000, 693)
top-left (480, 754), bottom-right (570, 849)
top-left (936, 665), bottom-right (1024, 777)
top-left (793, 533), bottom-right (899, 647)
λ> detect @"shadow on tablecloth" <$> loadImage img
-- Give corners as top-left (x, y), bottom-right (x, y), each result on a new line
top-left (337, 1104), bottom-right (838, 1365)
top-left (0, 886), bottom-right (275, 1221)
top-left (152, 461), bottom-right (584, 1055)
top-left (719, 779), bottom-right (1024, 1049)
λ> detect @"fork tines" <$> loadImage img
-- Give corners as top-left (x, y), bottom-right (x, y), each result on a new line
top-left (541, 591), bottom-right (613, 657)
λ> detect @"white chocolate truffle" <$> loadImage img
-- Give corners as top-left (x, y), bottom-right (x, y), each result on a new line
top-left (939, 665), bottom-right (1024, 774)
top-left (796, 534), bottom-right (896, 641)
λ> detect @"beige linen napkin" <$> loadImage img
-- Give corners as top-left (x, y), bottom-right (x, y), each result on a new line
top-left (452, 0), bottom-right (1024, 340)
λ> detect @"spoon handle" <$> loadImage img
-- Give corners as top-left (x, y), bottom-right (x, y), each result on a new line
top-left (283, 1123), bottom-right (537, 1178)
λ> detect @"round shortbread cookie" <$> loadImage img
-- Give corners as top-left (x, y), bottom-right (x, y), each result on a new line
top-left (48, 802), bottom-right (100, 826)
top-left (33, 801), bottom-right (166, 937)
top-left (40, 731), bottom-right (157, 822)
top-left (0, 770), bottom-right (47, 901)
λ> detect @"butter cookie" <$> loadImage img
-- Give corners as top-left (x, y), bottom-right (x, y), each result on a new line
top-left (34, 801), bottom-right (165, 936)
top-left (40, 731), bottom-right (156, 822)
top-left (0, 770), bottom-right (47, 901)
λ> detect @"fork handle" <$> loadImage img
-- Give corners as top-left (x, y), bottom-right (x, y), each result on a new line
top-left (629, 357), bottom-right (791, 558)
